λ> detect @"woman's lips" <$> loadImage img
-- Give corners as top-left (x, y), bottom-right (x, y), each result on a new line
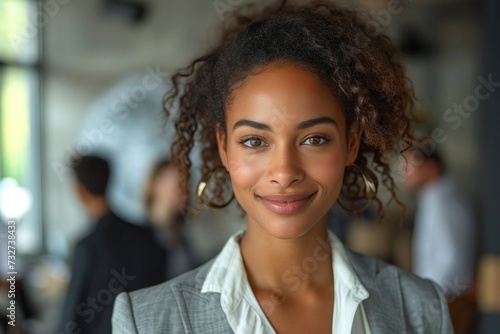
top-left (258, 192), bottom-right (316, 215)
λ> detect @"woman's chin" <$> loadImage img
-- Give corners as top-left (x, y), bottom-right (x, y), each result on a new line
top-left (252, 216), bottom-right (326, 240)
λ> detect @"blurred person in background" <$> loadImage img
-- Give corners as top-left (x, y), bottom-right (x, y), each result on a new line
top-left (404, 146), bottom-right (477, 333)
top-left (143, 159), bottom-right (196, 279)
top-left (58, 155), bottom-right (167, 334)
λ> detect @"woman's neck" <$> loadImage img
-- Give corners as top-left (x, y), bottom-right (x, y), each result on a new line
top-left (239, 219), bottom-right (333, 294)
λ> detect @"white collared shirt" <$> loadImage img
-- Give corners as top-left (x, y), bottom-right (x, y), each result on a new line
top-left (201, 230), bottom-right (372, 333)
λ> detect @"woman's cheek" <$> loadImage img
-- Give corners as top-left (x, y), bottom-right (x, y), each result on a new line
top-left (310, 153), bottom-right (346, 186)
top-left (226, 155), bottom-right (261, 212)
top-left (227, 154), bottom-right (260, 188)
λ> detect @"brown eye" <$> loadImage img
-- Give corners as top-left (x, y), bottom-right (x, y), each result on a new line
top-left (250, 139), bottom-right (262, 147)
top-left (303, 136), bottom-right (328, 146)
top-left (240, 137), bottom-right (266, 148)
top-left (307, 137), bottom-right (321, 145)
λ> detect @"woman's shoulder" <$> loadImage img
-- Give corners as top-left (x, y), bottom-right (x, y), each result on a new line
top-left (130, 258), bottom-right (214, 302)
top-left (345, 248), bottom-right (452, 333)
top-left (345, 247), bottom-right (444, 297)
top-left (346, 248), bottom-right (443, 295)
top-left (112, 259), bottom-right (217, 333)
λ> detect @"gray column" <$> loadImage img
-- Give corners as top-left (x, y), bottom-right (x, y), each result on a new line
top-left (478, 0), bottom-right (500, 332)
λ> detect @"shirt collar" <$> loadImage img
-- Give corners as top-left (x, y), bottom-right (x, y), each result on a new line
top-left (329, 230), bottom-right (370, 299)
top-left (201, 229), bottom-right (369, 312)
top-left (200, 231), bottom-right (246, 313)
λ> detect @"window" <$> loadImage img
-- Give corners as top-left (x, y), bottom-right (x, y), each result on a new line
top-left (0, 0), bottom-right (42, 254)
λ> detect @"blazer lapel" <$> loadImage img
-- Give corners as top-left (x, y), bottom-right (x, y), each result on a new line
top-left (170, 268), bottom-right (234, 334)
top-left (346, 250), bottom-right (406, 334)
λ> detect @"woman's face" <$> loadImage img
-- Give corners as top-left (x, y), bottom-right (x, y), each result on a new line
top-left (217, 63), bottom-right (360, 239)
top-left (150, 166), bottom-right (183, 222)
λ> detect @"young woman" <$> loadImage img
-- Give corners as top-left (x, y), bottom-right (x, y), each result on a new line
top-left (113, 1), bottom-right (452, 333)
top-left (143, 159), bottom-right (196, 279)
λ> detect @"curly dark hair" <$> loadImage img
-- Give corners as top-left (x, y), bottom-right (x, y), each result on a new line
top-left (163, 0), bottom-right (415, 219)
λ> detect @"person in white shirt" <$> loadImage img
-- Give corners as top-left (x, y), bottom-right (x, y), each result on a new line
top-left (404, 147), bottom-right (476, 297)
top-left (112, 1), bottom-right (452, 333)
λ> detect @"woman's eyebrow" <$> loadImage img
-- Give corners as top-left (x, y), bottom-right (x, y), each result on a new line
top-left (297, 117), bottom-right (337, 130)
top-left (233, 119), bottom-right (272, 131)
top-left (232, 117), bottom-right (337, 132)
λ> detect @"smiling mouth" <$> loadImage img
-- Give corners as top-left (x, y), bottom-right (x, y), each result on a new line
top-left (257, 192), bottom-right (316, 215)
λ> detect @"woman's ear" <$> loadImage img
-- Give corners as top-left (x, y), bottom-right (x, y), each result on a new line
top-left (346, 124), bottom-right (361, 166)
top-left (216, 124), bottom-right (228, 168)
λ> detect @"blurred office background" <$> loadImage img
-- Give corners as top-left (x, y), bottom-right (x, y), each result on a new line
top-left (0, 0), bottom-right (499, 333)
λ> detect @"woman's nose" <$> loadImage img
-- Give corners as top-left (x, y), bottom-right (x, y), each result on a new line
top-left (267, 145), bottom-right (305, 188)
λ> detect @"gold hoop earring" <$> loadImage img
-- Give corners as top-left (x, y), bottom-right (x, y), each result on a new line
top-left (197, 166), bottom-right (235, 209)
top-left (337, 164), bottom-right (377, 213)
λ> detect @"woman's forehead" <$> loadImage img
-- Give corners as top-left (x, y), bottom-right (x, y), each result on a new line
top-left (225, 63), bottom-right (345, 129)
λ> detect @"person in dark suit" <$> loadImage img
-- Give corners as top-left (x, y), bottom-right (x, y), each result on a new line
top-left (57, 155), bottom-right (167, 334)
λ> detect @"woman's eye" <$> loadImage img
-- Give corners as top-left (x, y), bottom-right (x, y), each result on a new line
top-left (241, 138), bottom-right (266, 148)
top-left (303, 136), bottom-right (329, 146)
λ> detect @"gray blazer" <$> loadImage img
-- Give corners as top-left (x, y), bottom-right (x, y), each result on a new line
top-left (112, 249), bottom-right (453, 333)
